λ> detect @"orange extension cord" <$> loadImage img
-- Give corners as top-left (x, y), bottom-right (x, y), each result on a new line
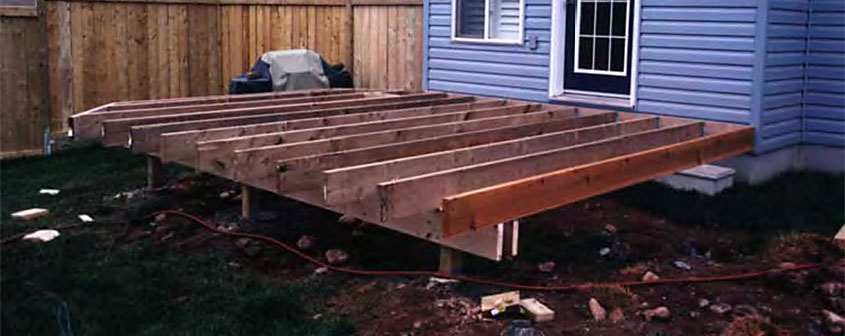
top-left (152, 210), bottom-right (820, 291)
top-left (1, 209), bottom-right (820, 291)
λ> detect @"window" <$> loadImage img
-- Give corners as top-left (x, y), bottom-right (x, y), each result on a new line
top-left (453, 0), bottom-right (524, 43)
top-left (574, 0), bottom-right (630, 76)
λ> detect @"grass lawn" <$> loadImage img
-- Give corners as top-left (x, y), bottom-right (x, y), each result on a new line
top-left (1, 145), bottom-right (352, 336)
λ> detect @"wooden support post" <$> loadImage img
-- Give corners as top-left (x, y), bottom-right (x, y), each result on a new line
top-left (439, 246), bottom-right (463, 274)
top-left (501, 220), bottom-right (519, 259)
top-left (147, 155), bottom-right (163, 189)
top-left (241, 185), bottom-right (253, 220)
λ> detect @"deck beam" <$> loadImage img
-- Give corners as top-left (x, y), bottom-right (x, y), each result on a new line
top-left (440, 127), bottom-right (754, 238)
top-left (378, 122), bottom-right (706, 222)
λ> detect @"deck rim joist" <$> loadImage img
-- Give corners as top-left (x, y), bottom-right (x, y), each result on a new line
top-left (70, 89), bottom-right (755, 260)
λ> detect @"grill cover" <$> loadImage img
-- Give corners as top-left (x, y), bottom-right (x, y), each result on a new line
top-left (261, 49), bottom-right (330, 91)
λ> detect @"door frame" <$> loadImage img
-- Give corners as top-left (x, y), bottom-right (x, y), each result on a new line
top-left (549, 0), bottom-right (641, 107)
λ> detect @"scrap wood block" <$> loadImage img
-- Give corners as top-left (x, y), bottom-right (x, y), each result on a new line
top-left (481, 290), bottom-right (520, 312)
top-left (520, 298), bottom-right (555, 322)
top-left (835, 224), bottom-right (845, 248)
top-left (11, 208), bottom-right (49, 221)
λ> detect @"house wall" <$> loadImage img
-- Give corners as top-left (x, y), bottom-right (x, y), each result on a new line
top-left (759, 0), bottom-right (807, 153)
top-left (425, 0), bottom-right (551, 101)
top-left (423, 0), bottom-right (844, 155)
top-left (635, 0), bottom-right (758, 124)
top-left (424, 0), bottom-right (760, 123)
top-left (803, 0), bottom-right (845, 147)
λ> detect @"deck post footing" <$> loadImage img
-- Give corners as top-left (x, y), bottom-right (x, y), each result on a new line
top-left (439, 246), bottom-right (463, 275)
top-left (147, 156), bottom-right (163, 189)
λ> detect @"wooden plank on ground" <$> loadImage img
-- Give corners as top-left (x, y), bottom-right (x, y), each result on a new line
top-left (103, 92), bottom-right (447, 146)
top-left (159, 99), bottom-right (506, 164)
top-left (227, 108), bottom-right (581, 188)
top-left (275, 111), bottom-right (618, 194)
top-left (129, 93), bottom-right (471, 154)
top-left (440, 127), bottom-right (754, 237)
top-left (324, 117), bottom-right (659, 206)
top-left (378, 122), bottom-right (708, 221)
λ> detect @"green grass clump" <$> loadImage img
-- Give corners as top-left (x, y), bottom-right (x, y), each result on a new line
top-left (611, 172), bottom-right (845, 234)
top-left (1, 145), bottom-right (352, 335)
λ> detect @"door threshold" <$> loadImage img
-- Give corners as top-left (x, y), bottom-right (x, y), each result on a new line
top-left (550, 92), bottom-right (633, 109)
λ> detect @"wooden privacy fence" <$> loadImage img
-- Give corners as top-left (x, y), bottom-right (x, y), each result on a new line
top-left (1, 0), bottom-right (423, 156)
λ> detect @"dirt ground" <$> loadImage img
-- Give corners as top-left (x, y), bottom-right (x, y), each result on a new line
top-left (122, 172), bottom-right (845, 336)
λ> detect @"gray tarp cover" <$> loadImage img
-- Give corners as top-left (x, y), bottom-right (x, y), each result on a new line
top-left (261, 49), bottom-right (329, 91)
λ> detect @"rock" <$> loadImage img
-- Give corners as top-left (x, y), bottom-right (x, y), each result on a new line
top-left (643, 306), bottom-right (671, 321)
top-left (588, 298), bottom-right (607, 321)
top-left (599, 247), bottom-right (611, 256)
top-left (235, 238), bottom-right (251, 248)
top-left (778, 262), bottom-right (797, 269)
top-left (609, 308), bottom-right (625, 323)
top-left (698, 298), bottom-right (710, 308)
top-left (426, 277), bottom-right (459, 290)
top-left (297, 235), bottom-right (316, 250)
top-left (537, 261), bottom-right (555, 273)
top-left (642, 271), bottom-right (660, 282)
top-left (338, 214), bottom-right (358, 225)
top-left (413, 321), bottom-right (422, 329)
top-left (325, 249), bottom-right (349, 265)
top-left (22, 230), bottom-right (60, 242)
top-left (819, 282), bottom-right (844, 296)
top-left (154, 213), bottom-right (167, 222)
top-left (313, 267), bottom-right (329, 276)
top-left (822, 310), bottom-right (845, 334)
top-left (603, 224), bottom-right (618, 234)
top-left (243, 244), bottom-right (261, 257)
top-left (709, 303), bottom-right (732, 314)
top-left (620, 263), bottom-right (648, 275)
top-left (673, 260), bottom-right (692, 270)
top-left (500, 319), bottom-right (544, 336)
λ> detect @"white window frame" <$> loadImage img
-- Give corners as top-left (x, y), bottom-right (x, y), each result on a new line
top-left (450, 0), bottom-right (525, 45)
top-left (573, 0), bottom-right (631, 76)
top-left (549, 0), bottom-right (640, 107)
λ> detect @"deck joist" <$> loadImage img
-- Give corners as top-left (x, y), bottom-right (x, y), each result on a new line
top-left (71, 89), bottom-right (754, 260)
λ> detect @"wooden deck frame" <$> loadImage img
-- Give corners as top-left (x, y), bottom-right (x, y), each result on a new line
top-left (71, 89), bottom-right (754, 261)
top-left (128, 94), bottom-right (476, 154)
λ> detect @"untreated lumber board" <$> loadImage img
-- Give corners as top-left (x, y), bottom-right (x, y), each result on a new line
top-left (275, 112), bottom-right (618, 194)
top-left (73, 92), bottom-right (369, 140)
top-left (106, 88), bottom-right (356, 111)
top-left (71, 89), bottom-right (357, 139)
top-left (324, 117), bottom-right (659, 206)
top-left (159, 99), bottom-right (507, 164)
top-left (196, 103), bottom-right (542, 176)
top-left (102, 92), bottom-right (447, 146)
top-left (278, 188), bottom-right (505, 261)
top-left (227, 108), bottom-right (581, 188)
top-left (377, 122), bottom-right (707, 221)
top-left (440, 126), bottom-right (754, 237)
top-left (129, 93), bottom-right (470, 153)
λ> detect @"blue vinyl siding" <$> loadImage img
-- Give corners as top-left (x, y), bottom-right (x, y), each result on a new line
top-left (759, 0), bottom-right (807, 153)
top-left (635, 0), bottom-right (758, 124)
top-left (804, 0), bottom-right (845, 147)
top-left (760, 0), bottom-right (845, 152)
top-left (423, 0), bottom-right (845, 152)
top-left (426, 0), bottom-right (551, 101)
